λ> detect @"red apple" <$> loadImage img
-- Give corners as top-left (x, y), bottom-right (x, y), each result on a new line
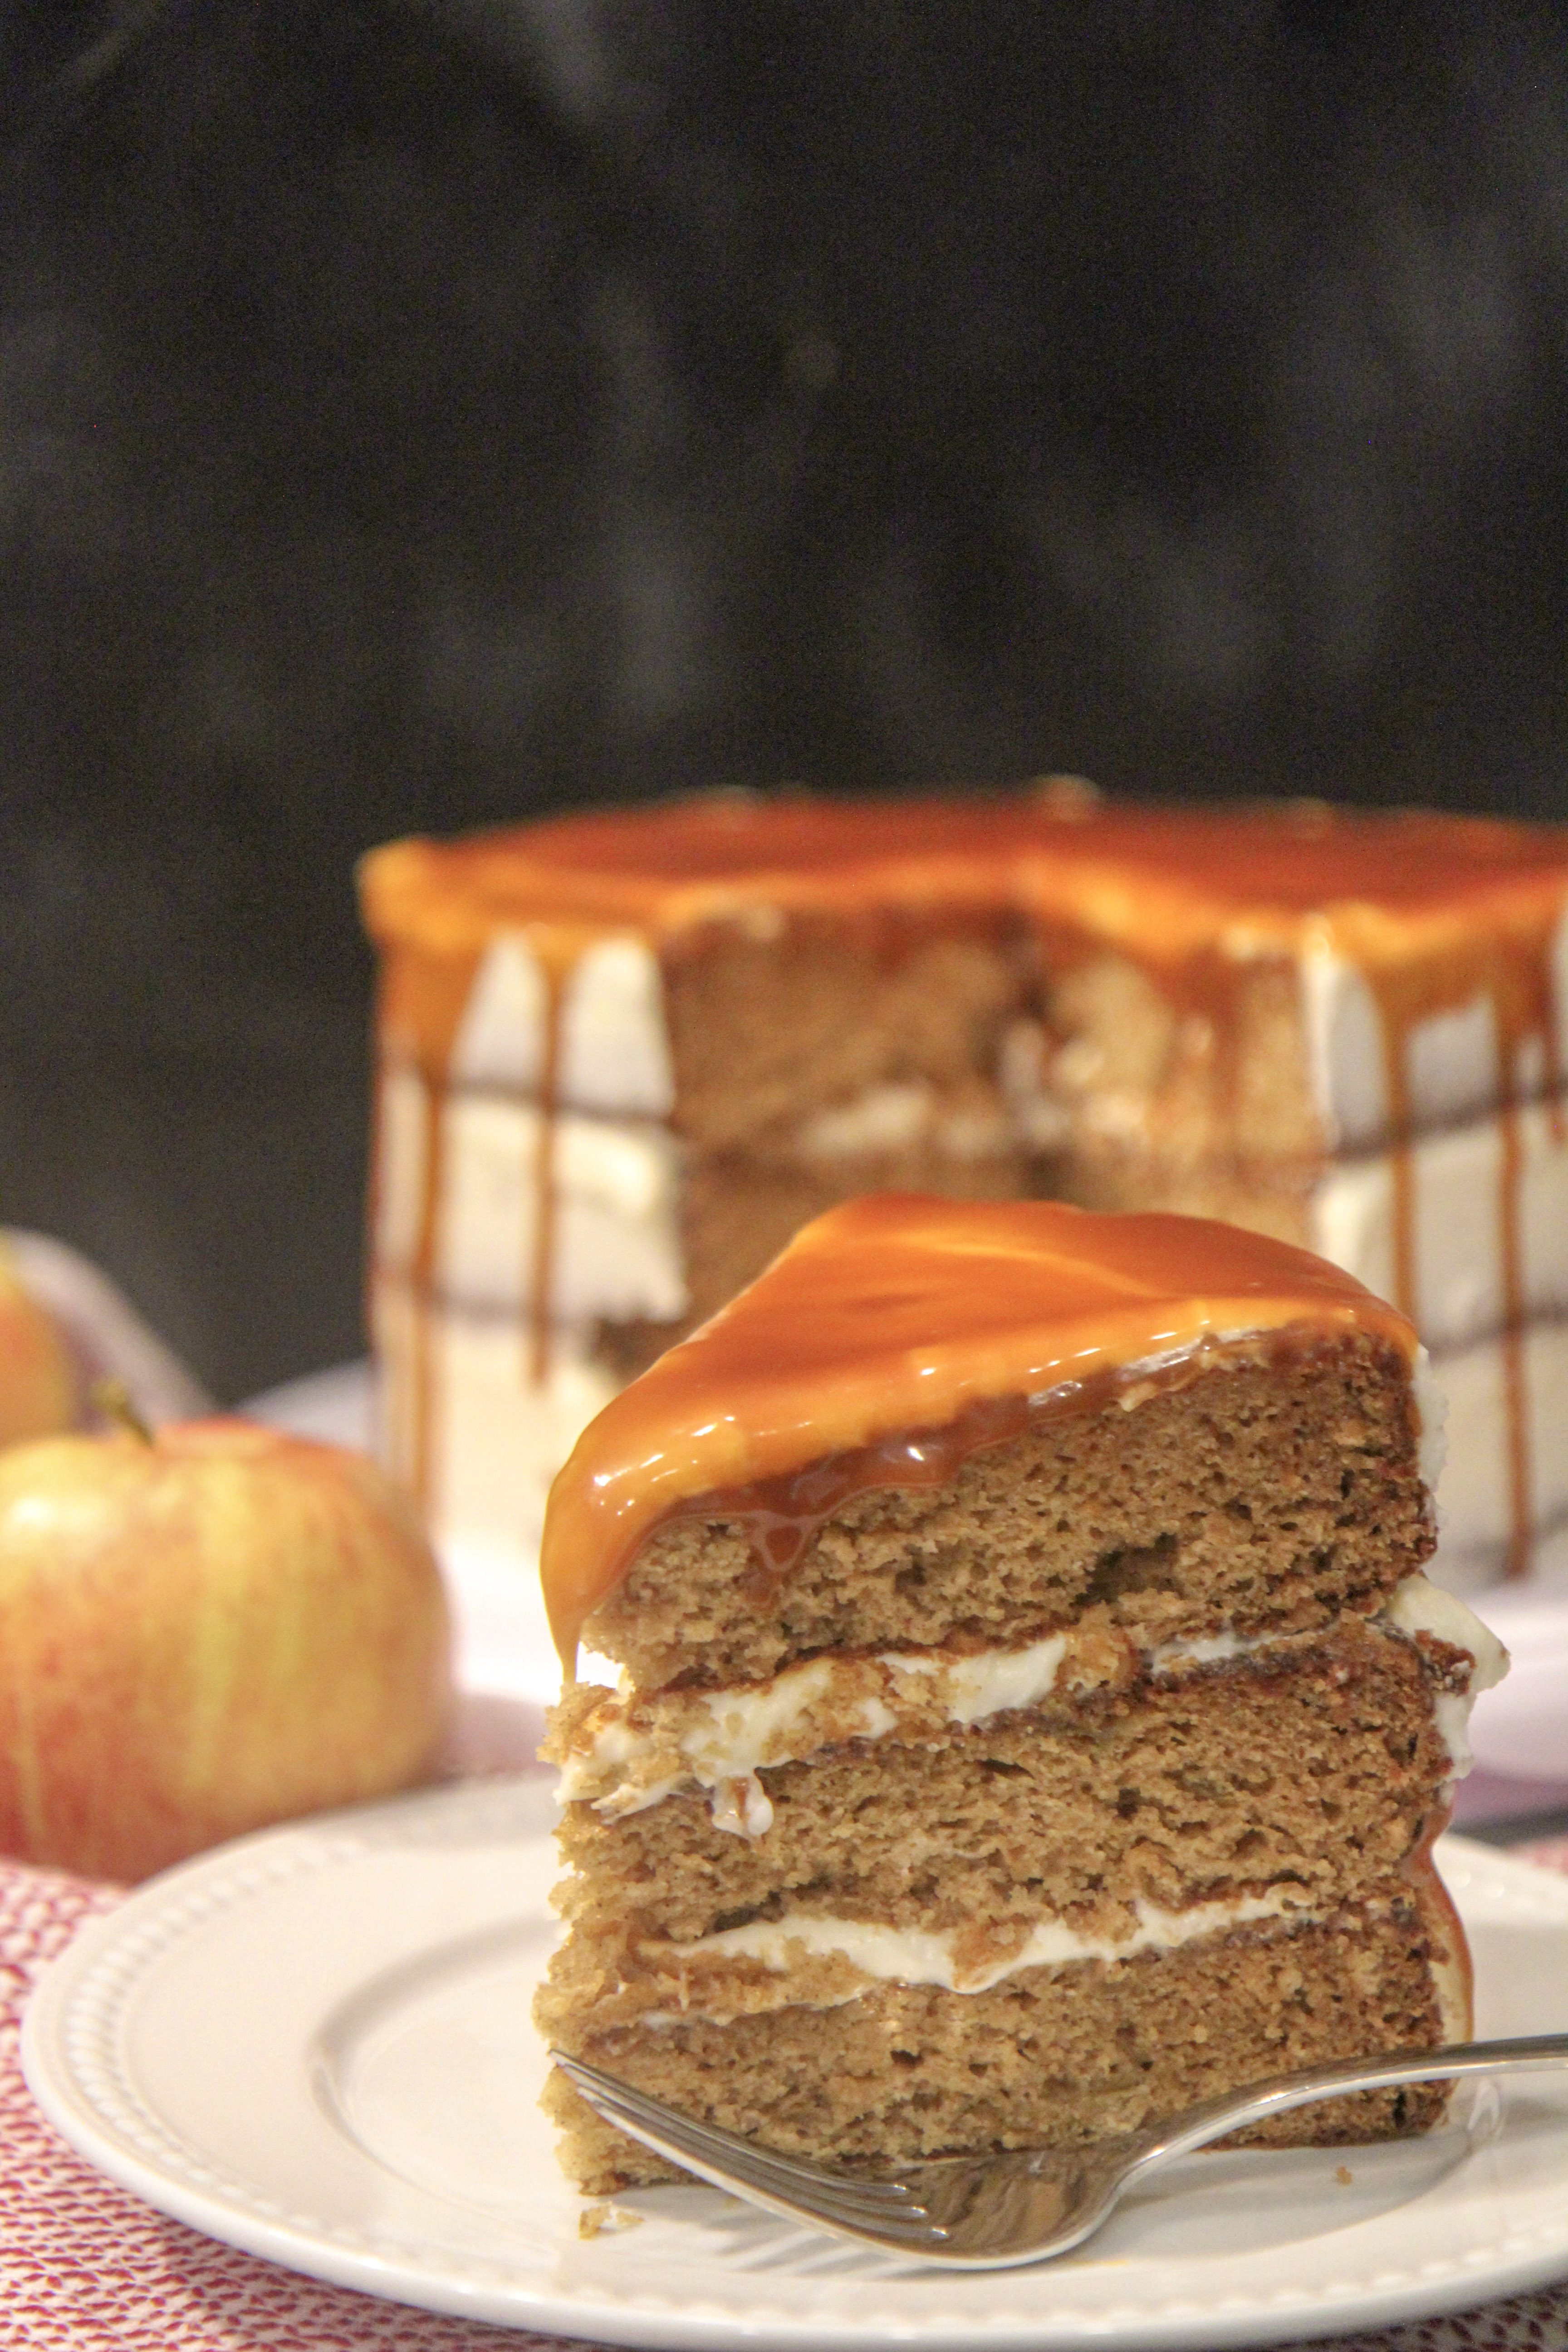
top-left (0, 1417), bottom-right (451, 1881)
top-left (0, 1250), bottom-right (78, 1451)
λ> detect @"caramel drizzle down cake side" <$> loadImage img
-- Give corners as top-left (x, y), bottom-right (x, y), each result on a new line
top-left (363, 835), bottom-right (651, 1534)
top-left (1300, 863), bottom-right (1568, 1584)
top-left (358, 795), bottom-right (1568, 1581)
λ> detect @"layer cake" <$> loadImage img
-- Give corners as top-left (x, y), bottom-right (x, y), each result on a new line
top-left (359, 788), bottom-right (1568, 1589)
top-left (534, 1195), bottom-right (1505, 2190)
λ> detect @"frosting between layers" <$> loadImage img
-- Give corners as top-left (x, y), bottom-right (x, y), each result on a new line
top-left (665, 1886), bottom-right (1323, 1996)
top-left (555, 1627), bottom-right (1103, 1826)
top-left (1384, 1574), bottom-right (1509, 1772)
top-left (554, 1574), bottom-right (1502, 1830)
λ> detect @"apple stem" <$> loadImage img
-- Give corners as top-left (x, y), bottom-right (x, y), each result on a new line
top-left (92, 1379), bottom-right (155, 1446)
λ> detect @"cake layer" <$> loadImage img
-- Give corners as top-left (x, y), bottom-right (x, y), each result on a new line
top-left (372, 1276), bottom-right (1568, 1595)
top-left (553, 1199), bottom-right (1423, 1676)
top-left (538, 1890), bottom-right (1459, 2195)
top-left (548, 1613), bottom-right (1473, 1955)
top-left (575, 1316), bottom-right (1430, 1691)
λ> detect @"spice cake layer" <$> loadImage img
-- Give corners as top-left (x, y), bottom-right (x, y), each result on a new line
top-left (534, 1196), bottom-right (1505, 2192)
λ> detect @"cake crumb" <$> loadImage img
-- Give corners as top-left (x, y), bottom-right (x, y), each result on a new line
top-left (578, 2201), bottom-right (645, 2239)
top-left (1335, 2164), bottom-right (1353, 2185)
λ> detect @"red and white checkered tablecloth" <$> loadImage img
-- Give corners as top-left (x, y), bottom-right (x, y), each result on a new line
top-left (7, 1843), bottom-right (1568, 2352)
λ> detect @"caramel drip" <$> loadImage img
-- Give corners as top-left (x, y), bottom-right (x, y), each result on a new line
top-left (1401, 1803), bottom-right (1474, 2040)
top-left (372, 918), bottom-right (612, 1509)
top-left (1371, 997), bottom-right (1417, 1324)
top-left (540, 1194), bottom-right (1419, 1672)
top-left (691, 1392), bottom-right (1036, 1598)
top-left (524, 934), bottom-right (597, 1388)
top-left (529, 967), bottom-right (561, 1387)
top-left (1498, 1107), bottom-right (1532, 1578)
top-left (409, 1080), bottom-right (446, 1516)
top-left (1354, 920), bottom-right (1563, 1577)
top-left (374, 941), bottom-right (483, 1518)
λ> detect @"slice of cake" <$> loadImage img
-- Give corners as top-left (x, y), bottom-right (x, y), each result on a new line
top-left (358, 788), bottom-right (1568, 1592)
top-left (534, 1195), bottom-right (1506, 2193)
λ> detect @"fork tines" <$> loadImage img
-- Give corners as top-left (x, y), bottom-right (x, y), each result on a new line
top-left (552, 2052), bottom-right (936, 2234)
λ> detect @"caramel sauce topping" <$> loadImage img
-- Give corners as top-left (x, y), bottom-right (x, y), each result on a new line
top-left (362, 793), bottom-right (1568, 972)
top-left (539, 1193), bottom-right (1419, 1672)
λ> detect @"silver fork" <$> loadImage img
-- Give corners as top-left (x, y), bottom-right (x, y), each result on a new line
top-left (554, 2033), bottom-right (1568, 2268)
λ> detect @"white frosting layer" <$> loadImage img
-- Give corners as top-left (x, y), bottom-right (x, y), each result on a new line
top-left (375, 1067), bottom-right (686, 1323)
top-left (374, 1063), bottom-right (432, 1273)
top-left (558, 1632), bottom-right (1077, 1823)
top-left (1411, 1348), bottom-right (1449, 1497)
top-left (1144, 1625), bottom-right (1276, 1671)
top-left (371, 1276), bottom-right (616, 1553)
top-left (795, 1082), bottom-right (1013, 1166)
top-left (671, 1886), bottom-right (1318, 1995)
top-left (1427, 1318), bottom-right (1568, 1577)
top-left (1300, 944), bottom-right (1390, 1150)
top-left (1383, 1574), bottom-right (1509, 1774)
top-left (1298, 910), bottom-right (1568, 1148)
top-left (449, 933), bottom-right (674, 1115)
top-left (1308, 1093), bottom-right (1568, 1351)
top-left (881, 1632), bottom-right (1073, 1724)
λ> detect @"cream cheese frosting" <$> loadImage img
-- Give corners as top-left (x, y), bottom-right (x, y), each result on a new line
top-left (1307, 1093), bottom-right (1568, 1350)
top-left (552, 1627), bottom-right (1116, 1828)
top-left (448, 932), bottom-right (675, 1115)
top-left (1384, 1573), bottom-right (1509, 1772)
top-left (374, 1067), bottom-right (686, 1324)
top-left (553, 1573), bottom-right (1502, 1833)
top-left (665, 1886), bottom-right (1323, 1996)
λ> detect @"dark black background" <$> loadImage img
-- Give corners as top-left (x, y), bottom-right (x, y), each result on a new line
top-left (1, 0), bottom-right (1564, 1399)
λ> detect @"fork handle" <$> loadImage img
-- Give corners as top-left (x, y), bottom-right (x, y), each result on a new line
top-left (1139, 2031), bottom-right (1568, 2175)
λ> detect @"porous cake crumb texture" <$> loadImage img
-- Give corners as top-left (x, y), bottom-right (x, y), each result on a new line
top-left (542, 1900), bottom-right (1453, 2195)
top-left (586, 1338), bottom-right (1430, 1690)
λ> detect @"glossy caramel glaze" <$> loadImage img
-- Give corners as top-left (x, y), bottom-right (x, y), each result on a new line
top-left (361, 791), bottom-right (1568, 963)
top-left (540, 1194), bottom-right (1420, 1672)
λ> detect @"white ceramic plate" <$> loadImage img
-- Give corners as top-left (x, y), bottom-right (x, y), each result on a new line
top-left (21, 1781), bottom-right (1568, 2351)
